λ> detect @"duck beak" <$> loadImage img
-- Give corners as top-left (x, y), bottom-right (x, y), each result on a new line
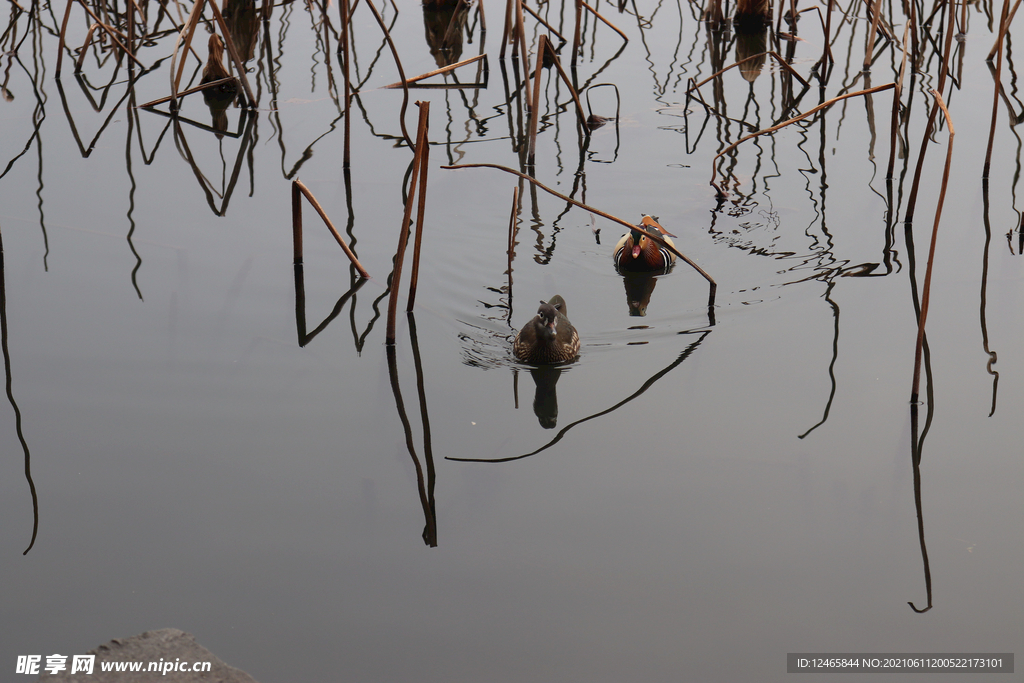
top-left (632, 244), bottom-right (641, 258)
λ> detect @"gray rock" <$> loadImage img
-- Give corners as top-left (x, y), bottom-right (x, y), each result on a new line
top-left (35, 628), bottom-right (259, 682)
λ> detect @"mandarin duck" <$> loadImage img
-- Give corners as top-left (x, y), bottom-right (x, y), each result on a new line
top-left (512, 295), bottom-right (580, 364)
top-left (614, 215), bottom-right (677, 273)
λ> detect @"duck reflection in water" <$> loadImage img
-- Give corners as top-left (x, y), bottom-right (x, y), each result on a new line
top-left (513, 295), bottom-right (579, 429)
top-left (621, 271), bottom-right (660, 317)
top-left (614, 216), bottom-right (677, 316)
top-left (422, 0), bottom-right (471, 67)
top-left (529, 366), bottom-right (562, 429)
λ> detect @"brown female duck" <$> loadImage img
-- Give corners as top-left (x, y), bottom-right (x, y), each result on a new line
top-left (512, 295), bottom-right (580, 364)
top-left (613, 215), bottom-right (677, 273)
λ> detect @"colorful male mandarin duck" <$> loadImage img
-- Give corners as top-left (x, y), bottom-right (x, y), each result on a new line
top-left (614, 215), bottom-right (677, 273)
top-left (513, 295), bottom-right (580, 364)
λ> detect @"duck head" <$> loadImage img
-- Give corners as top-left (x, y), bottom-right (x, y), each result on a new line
top-left (533, 300), bottom-right (561, 338)
top-left (626, 229), bottom-right (648, 259)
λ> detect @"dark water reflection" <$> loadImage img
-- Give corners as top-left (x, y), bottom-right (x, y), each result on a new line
top-left (457, 329), bottom-right (711, 462)
top-left (525, 365), bottom-right (562, 428)
top-left (0, 225), bottom-right (38, 555)
top-left (621, 270), bottom-right (660, 315)
top-left (1, 0), bottom-right (1023, 680)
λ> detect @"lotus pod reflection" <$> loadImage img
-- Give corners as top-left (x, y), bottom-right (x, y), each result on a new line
top-left (422, 0), bottom-right (470, 68)
top-left (733, 0), bottom-right (771, 32)
top-left (735, 30), bottom-right (768, 83)
top-left (223, 0), bottom-right (259, 62)
top-left (201, 34), bottom-right (238, 135)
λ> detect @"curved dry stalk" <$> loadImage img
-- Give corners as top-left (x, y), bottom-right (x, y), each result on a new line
top-left (86, 22), bottom-right (143, 68)
top-left (863, 0), bottom-right (883, 70)
top-left (0, 224), bottom-right (39, 556)
top-left (499, 0), bottom-right (512, 58)
top-left (292, 179), bottom-right (370, 279)
top-left (449, 332), bottom-right (710, 463)
top-left (407, 112), bottom-right (431, 312)
top-left (387, 102), bottom-right (431, 344)
top-left (475, 0), bottom-right (486, 33)
top-left (521, 2), bottom-right (567, 43)
top-left (516, 0), bottom-right (530, 108)
top-left (507, 185), bottom-right (519, 290)
top-left (686, 51), bottom-right (810, 93)
top-left (581, 0), bottom-right (629, 42)
top-left (170, 0), bottom-right (205, 108)
top-left (75, 23), bottom-right (103, 72)
top-left (905, 0), bottom-right (956, 225)
top-left (911, 90), bottom-right (954, 403)
top-left (440, 0), bottom-right (469, 45)
top-left (61, 0), bottom-right (144, 71)
top-left (292, 181), bottom-right (303, 264)
top-left (527, 34), bottom-right (546, 165)
top-left (987, 0), bottom-right (1021, 61)
top-left (709, 83), bottom-right (895, 196)
top-left (985, 0), bottom-right (1012, 177)
top-left (887, 23), bottom-right (910, 179)
top-left (542, 36), bottom-right (588, 128)
top-left (820, 0), bottom-right (835, 71)
top-left (206, 0), bottom-right (257, 107)
top-left (341, 0), bottom-right (351, 167)
top-left (441, 163), bottom-right (717, 293)
top-left (126, 0), bottom-right (147, 33)
top-left (138, 77), bottom-right (236, 108)
top-left (384, 54), bottom-right (486, 89)
top-left (571, 0), bottom-right (582, 67)
top-left (56, 0), bottom-right (75, 76)
top-left (363, 0), bottom-right (414, 150)
top-left (585, 82), bottom-right (620, 121)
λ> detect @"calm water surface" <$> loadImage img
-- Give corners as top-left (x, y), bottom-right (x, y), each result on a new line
top-left (0, 0), bottom-right (1022, 680)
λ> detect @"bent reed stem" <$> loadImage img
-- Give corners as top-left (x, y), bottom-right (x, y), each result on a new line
top-left (441, 163), bottom-right (716, 296)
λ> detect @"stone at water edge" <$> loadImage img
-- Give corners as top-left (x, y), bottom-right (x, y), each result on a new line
top-left (36, 628), bottom-right (260, 682)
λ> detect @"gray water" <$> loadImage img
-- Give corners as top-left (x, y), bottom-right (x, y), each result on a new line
top-left (1, 0), bottom-right (1022, 680)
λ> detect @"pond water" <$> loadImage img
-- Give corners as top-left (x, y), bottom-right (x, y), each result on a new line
top-left (1, 0), bottom-right (1022, 680)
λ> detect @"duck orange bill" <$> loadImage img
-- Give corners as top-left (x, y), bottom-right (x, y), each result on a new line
top-left (632, 244), bottom-right (642, 258)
